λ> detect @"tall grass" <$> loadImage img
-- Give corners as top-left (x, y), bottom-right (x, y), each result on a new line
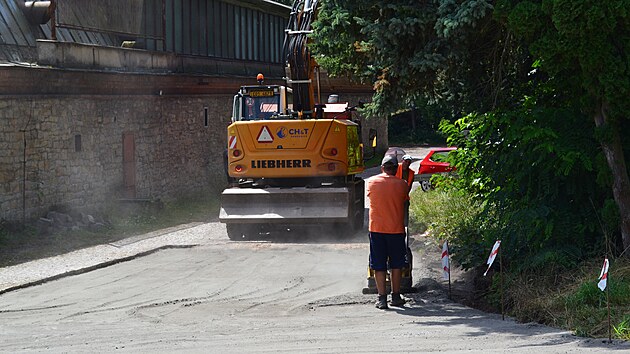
top-left (507, 260), bottom-right (630, 339)
top-left (410, 188), bottom-right (477, 236)
top-left (410, 186), bottom-right (486, 270)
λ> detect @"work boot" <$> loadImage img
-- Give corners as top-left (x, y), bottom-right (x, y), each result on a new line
top-left (390, 293), bottom-right (406, 307)
top-left (375, 295), bottom-right (388, 310)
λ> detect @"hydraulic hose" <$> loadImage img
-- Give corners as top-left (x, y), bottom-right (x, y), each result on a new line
top-left (282, 0), bottom-right (319, 118)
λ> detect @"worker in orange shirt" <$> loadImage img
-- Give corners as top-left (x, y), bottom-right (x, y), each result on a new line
top-left (395, 155), bottom-right (415, 227)
top-left (367, 155), bottom-right (409, 309)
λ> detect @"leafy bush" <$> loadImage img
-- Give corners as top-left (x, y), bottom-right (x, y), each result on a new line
top-left (409, 186), bottom-right (486, 270)
top-left (439, 95), bottom-right (613, 270)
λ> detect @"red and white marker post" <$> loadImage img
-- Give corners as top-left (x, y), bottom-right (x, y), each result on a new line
top-left (598, 258), bottom-right (609, 291)
top-left (598, 258), bottom-right (612, 342)
top-left (484, 240), bottom-right (501, 276)
top-left (441, 241), bottom-right (451, 299)
top-left (484, 240), bottom-right (504, 320)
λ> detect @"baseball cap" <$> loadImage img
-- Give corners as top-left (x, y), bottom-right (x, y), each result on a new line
top-left (381, 154), bottom-right (398, 166)
top-left (402, 155), bottom-right (413, 161)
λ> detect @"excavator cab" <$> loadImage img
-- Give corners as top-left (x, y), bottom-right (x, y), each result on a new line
top-left (232, 85), bottom-right (293, 122)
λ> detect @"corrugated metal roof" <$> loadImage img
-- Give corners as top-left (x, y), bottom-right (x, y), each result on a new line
top-left (0, 0), bottom-right (39, 46)
top-left (0, 0), bottom-right (118, 63)
top-left (0, 0), bottom-right (291, 65)
top-left (0, 0), bottom-right (41, 62)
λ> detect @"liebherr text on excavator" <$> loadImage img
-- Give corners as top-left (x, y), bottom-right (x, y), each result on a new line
top-left (219, 0), bottom-right (365, 240)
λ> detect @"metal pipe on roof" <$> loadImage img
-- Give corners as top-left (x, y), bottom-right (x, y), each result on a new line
top-left (23, 1), bottom-right (52, 25)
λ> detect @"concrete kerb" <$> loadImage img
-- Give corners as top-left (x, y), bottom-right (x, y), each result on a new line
top-left (0, 245), bottom-right (196, 296)
top-left (0, 222), bottom-right (209, 295)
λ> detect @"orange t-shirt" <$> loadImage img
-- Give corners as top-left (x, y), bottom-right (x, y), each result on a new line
top-left (395, 163), bottom-right (415, 200)
top-left (366, 173), bottom-right (409, 234)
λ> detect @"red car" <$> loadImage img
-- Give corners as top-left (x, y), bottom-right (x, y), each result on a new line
top-left (417, 147), bottom-right (457, 191)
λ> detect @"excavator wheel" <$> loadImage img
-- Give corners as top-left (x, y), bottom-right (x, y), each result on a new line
top-left (344, 192), bottom-right (366, 236)
top-left (330, 211), bottom-right (364, 238)
top-left (329, 222), bottom-right (356, 239)
top-left (353, 209), bottom-right (365, 231)
top-left (226, 224), bottom-right (257, 241)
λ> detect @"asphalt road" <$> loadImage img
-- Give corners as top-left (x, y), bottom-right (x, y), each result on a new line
top-left (0, 146), bottom-right (627, 352)
top-left (1, 223), bottom-right (627, 353)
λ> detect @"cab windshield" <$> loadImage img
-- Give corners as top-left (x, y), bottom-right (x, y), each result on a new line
top-left (243, 95), bottom-right (280, 121)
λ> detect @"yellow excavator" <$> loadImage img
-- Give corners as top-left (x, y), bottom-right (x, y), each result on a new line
top-left (219, 0), bottom-right (365, 240)
top-left (219, 0), bottom-right (415, 295)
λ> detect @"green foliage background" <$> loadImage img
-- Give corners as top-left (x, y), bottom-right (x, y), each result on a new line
top-left (313, 0), bottom-right (630, 337)
top-left (312, 0), bottom-right (630, 266)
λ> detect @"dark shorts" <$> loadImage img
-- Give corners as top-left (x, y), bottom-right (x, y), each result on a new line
top-left (369, 231), bottom-right (407, 271)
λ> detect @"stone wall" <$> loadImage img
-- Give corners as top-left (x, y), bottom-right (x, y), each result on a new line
top-left (0, 93), bottom-right (232, 222)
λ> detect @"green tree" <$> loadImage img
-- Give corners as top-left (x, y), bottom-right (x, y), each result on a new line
top-left (440, 95), bottom-right (605, 269)
top-left (499, 0), bottom-right (630, 255)
top-left (311, 0), bottom-right (524, 117)
top-left (312, 0), bottom-right (630, 259)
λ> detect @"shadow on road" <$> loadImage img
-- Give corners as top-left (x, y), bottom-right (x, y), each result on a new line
top-left (387, 299), bottom-right (629, 351)
top-left (232, 224), bottom-right (369, 244)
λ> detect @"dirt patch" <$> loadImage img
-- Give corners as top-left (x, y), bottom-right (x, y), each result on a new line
top-left (408, 233), bottom-right (498, 313)
top-left (0, 195), bottom-right (219, 268)
top-left (0, 221), bottom-right (133, 268)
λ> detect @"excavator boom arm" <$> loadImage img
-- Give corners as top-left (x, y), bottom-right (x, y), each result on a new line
top-left (283, 0), bottom-right (320, 118)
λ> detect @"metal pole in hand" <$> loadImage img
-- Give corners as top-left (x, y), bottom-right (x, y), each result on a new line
top-left (607, 279), bottom-right (611, 343)
top-left (499, 248), bottom-right (505, 321)
top-left (605, 233), bottom-right (611, 343)
top-left (448, 263), bottom-right (452, 300)
top-left (443, 240), bottom-right (451, 300)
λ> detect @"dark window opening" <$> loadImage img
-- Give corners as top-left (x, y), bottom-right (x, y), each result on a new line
top-left (204, 107), bottom-right (209, 127)
top-left (75, 134), bottom-right (82, 152)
